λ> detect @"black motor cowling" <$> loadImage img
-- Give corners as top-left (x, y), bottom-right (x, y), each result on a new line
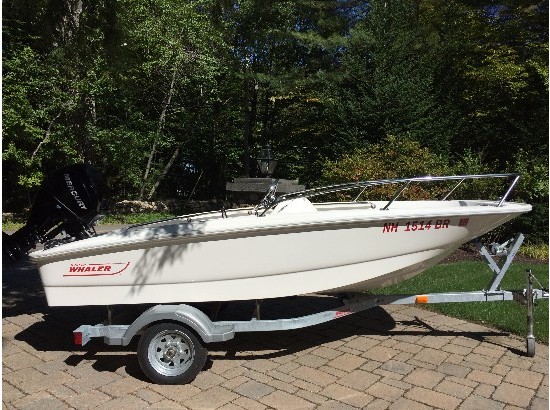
top-left (3, 164), bottom-right (104, 260)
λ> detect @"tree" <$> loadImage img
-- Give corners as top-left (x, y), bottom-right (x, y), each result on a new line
top-left (114, 0), bottom-right (229, 199)
top-left (430, 1), bottom-right (548, 166)
top-left (328, 0), bottom-right (459, 156)
top-left (2, 0), bottom-right (548, 231)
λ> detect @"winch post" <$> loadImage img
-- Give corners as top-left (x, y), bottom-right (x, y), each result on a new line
top-left (526, 269), bottom-right (535, 357)
top-left (476, 233), bottom-right (524, 292)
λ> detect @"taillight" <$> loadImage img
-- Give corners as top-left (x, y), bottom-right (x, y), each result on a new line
top-left (73, 331), bottom-right (83, 345)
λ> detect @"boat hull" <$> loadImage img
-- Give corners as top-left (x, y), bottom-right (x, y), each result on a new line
top-left (30, 201), bottom-right (530, 306)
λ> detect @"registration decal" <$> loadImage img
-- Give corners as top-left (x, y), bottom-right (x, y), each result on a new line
top-left (64, 262), bottom-right (130, 277)
top-left (382, 218), bottom-right (468, 234)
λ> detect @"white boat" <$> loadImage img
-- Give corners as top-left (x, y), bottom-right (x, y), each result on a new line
top-left (27, 173), bottom-right (531, 307)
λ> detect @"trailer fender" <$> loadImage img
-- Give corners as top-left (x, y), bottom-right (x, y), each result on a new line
top-left (120, 304), bottom-right (235, 345)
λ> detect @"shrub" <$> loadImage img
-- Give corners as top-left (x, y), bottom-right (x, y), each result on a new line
top-left (448, 151), bottom-right (503, 201)
top-left (518, 243), bottom-right (549, 260)
top-left (505, 151), bottom-right (549, 244)
top-left (320, 135), bottom-right (448, 201)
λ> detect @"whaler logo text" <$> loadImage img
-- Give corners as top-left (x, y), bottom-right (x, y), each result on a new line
top-left (64, 262), bottom-right (130, 277)
top-left (64, 174), bottom-right (88, 210)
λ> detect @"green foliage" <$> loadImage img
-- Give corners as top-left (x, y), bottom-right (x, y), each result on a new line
top-left (445, 151), bottom-right (503, 201)
top-left (2, 0), bottom-right (548, 245)
top-left (322, 135), bottom-right (447, 182)
top-left (511, 151), bottom-right (549, 203)
top-left (519, 243), bottom-right (549, 260)
top-left (331, 0), bottom-right (459, 155)
top-left (434, 1), bottom-right (549, 166)
top-left (505, 151), bottom-right (549, 244)
top-left (320, 135), bottom-right (448, 200)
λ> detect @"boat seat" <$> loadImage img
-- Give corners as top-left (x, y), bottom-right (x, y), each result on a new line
top-left (272, 197), bottom-right (317, 214)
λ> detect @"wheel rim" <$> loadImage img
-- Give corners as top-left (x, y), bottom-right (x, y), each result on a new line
top-left (148, 329), bottom-right (195, 377)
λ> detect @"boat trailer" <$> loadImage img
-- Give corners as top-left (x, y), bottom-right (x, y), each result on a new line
top-left (73, 233), bottom-right (548, 384)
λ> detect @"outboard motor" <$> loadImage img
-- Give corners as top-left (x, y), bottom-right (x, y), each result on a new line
top-left (3, 164), bottom-right (104, 261)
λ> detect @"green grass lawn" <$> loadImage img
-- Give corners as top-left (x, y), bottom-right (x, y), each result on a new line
top-left (99, 212), bottom-right (176, 225)
top-left (377, 261), bottom-right (549, 344)
top-left (2, 212), bottom-right (176, 231)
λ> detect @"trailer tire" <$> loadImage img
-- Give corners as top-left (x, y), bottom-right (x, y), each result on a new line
top-left (138, 323), bottom-right (207, 384)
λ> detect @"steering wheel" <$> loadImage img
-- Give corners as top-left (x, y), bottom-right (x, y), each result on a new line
top-left (253, 180), bottom-right (279, 215)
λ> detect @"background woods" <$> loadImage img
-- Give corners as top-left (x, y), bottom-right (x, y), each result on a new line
top-left (2, 0), bottom-right (548, 242)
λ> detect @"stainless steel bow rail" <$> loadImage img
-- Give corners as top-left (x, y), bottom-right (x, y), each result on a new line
top-left (73, 233), bottom-right (547, 384)
top-left (271, 173), bottom-right (521, 211)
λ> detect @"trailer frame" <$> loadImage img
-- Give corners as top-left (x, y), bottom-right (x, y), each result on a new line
top-left (73, 233), bottom-right (548, 384)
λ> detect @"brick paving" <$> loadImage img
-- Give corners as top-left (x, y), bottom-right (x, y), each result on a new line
top-left (3, 256), bottom-right (549, 409)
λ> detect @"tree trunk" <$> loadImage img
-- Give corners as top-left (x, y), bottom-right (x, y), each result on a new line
top-left (139, 66), bottom-right (178, 199)
top-left (52, 0), bottom-right (84, 44)
top-left (83, 95), bottom-right (97, 163)
top-left (243, 77), bottom-right (258, 177)
top-left (31, 110), bottom-right (63, 163)
top-left (146, 142), bottom-right (182, 200)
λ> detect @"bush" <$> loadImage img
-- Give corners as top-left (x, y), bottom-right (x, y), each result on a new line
top-left (505, 152), bottom-right (549, 244)
top-left (320, 135), bottom-right (448, 201)
top-left (448, 151), bottom-right (503, 201)
top-left (519, 243), bottom-right (549, 260)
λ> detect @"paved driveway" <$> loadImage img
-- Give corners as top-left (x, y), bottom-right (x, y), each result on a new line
top-left (3, 256), bottom-right (548, 409)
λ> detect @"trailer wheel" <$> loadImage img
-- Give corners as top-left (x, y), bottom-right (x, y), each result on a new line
top-left (138, 323), bottom-right (207, 384)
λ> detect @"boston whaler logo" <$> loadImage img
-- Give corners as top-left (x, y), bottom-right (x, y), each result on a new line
top-left (64, 262), bottom-right (130, 277)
